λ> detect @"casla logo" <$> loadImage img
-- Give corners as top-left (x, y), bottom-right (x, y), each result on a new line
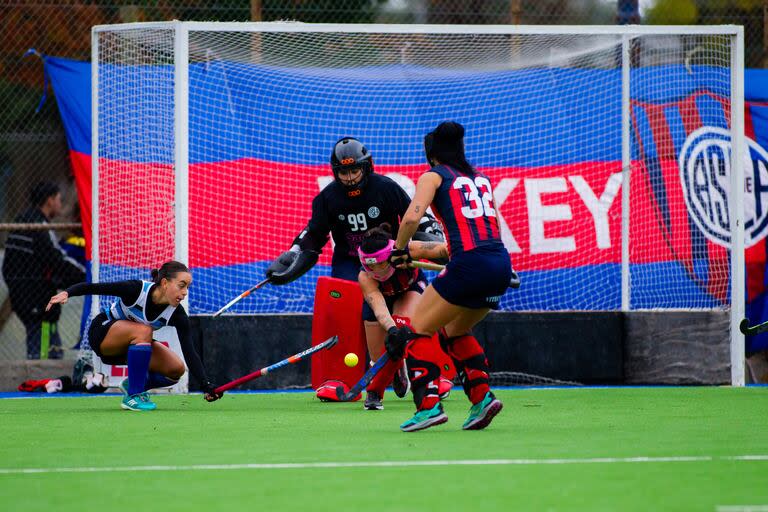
top-left (679, 126), bottom-right (768, 248)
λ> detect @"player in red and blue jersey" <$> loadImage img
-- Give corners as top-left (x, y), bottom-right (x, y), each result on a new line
top-left (387, 121), bottom-right (513, 432)
top-left (357, 223), bottom-right (451, 410)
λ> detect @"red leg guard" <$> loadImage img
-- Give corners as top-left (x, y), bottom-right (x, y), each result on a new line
top-left (366, 355), bottom-right (402, 396)
top-left (405, 335), bottom-right (443, 410)
top-left (444, 334), bottom-right (490, 405)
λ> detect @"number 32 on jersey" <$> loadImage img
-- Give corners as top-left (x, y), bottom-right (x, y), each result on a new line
top-left (454, 176), bottom-right (496, 219)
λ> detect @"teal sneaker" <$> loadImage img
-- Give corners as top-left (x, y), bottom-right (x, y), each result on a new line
top-left (119, 378), bottom-right (129, 396)
top-left (120, 379), bottom-right (151, 402)
top-left (462, 391), bottom-right (503, 430)
top-left (121, 392), bottom-right (157, 411)
top-left (400, 402), bottom-right (448, 432)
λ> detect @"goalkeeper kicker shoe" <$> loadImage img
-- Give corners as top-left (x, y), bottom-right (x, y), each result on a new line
top-left (400, 402), bottom-right (447, 432)
top-left (462, 391), bottom-right (503, 430)
top-left (121, 392), bottom-right (157, 412)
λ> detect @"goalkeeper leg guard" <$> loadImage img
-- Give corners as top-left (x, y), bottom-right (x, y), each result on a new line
top-left (405, 335), bottom-right (442, 411)
top-left (443, 334), bottom-right (490, 405)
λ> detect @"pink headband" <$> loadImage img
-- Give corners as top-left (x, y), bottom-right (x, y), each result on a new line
top-left (358, 240), bottom-right (396, 282)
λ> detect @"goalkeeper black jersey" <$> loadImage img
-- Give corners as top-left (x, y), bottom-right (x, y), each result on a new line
top-left (302, 174), bottom-right (412, 268)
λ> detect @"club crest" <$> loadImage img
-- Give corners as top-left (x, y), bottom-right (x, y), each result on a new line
top-left (679, 126), bottom-right (768, 248)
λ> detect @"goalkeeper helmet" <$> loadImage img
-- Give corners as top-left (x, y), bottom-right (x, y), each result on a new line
top-left (331, 137), bottom-right (373, 192)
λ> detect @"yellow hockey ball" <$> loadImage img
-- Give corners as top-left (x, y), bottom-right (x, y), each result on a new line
top-left (344, 353), bottom-right (359, 367)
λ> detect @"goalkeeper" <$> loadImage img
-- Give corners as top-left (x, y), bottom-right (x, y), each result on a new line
top-left (266, 137), bottom-right (449, 397)
top-left (46, 260), bottom-right (222, 411)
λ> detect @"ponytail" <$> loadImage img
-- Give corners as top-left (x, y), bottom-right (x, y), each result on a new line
top-left (151, 260), bottom-right (190, 284)
top-left (424, 120), bottom-right (474, 174)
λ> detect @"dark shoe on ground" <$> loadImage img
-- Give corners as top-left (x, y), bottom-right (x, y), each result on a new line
top-left (364, 390), bottom-right (384, 410)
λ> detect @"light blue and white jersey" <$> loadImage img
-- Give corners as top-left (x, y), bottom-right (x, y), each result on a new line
top-left (106, 280), bottom-right (176, 329)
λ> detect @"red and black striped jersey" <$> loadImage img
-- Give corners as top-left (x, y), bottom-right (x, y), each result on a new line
top-left (378, 267), bottom-right (420, 297)
top-left (427, 164), bottom-right (502, 256)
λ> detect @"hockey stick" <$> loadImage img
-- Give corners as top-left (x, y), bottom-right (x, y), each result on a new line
top-left (212, 277), bottom-right (271, 317)
top-left (740, 318), bottom-right (768, 337)
top-left (409, 261), bottom-right (444, 272)
top-left (335, 351), bottom-right (392, 401)
top-left (214, 335), bottom-right (338, 394)
top-left (409, 261), bottom-right (521, 289)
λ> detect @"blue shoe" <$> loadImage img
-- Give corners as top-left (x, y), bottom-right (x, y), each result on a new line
top-left (121, 392), bottom-right (156, 411)
top-left (400, 402), bottom-right (447, 432)
top-left (462, 392), bottom-right (503, 430)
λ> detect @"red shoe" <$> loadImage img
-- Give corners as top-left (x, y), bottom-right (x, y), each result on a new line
top-left (438, 377), bottom-right (453, 400)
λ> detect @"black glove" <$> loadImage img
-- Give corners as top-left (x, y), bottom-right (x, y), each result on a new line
top-left (266, 250), bottom-right (298, 281)
top-left (202, 381), bottom-right (223, 402)
top-left (385, 325), bottom-right (416, 360)
top-left (389, 246), bottom-right (412, 269)
top-left (265, 248), bottom-right (319, 285)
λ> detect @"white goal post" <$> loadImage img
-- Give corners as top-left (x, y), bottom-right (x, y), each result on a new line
top-left (91, 22), bottom-right (745, 385)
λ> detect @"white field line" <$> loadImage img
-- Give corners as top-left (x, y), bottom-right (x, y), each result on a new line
top-left (717, 507), bottom-right (768, 512)
top-left (0, 455), bottom-right (766, 475)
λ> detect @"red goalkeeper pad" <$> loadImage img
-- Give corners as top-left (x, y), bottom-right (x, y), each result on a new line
top-left (311, 277), bottom-right (366, 399)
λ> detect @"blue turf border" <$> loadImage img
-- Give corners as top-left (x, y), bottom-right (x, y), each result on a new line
top-left (2, 384), bottom-right (766, 399)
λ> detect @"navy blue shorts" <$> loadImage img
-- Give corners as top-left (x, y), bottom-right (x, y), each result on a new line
top-left (431, 244), bottom-right (511, 310)
top-left (361, 272), bottom-right (428, 322)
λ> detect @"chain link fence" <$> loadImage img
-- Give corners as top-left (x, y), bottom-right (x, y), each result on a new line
top-left (0, 0), bottom-right (766, 362)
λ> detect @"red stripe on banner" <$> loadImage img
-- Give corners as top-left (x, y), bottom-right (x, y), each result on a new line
top-left (715, 94), bottom-right (731, 129)
top-left (706, 240), bottom-right (729, 303)
top-left (659, 157), bottom-right (694, 273)
top-left (645, 103), bottom-right (695, 274)
top-left (98, 158), bottom-right (175, 267)
top-left (188, 159), bottom-right (324, 268)
top-left (747, 239), bottom-right (767, 301)
top-left (69, 151), bottom-right (92, 260)
top-left (629, 159), bottom-right (675, 264)
top-left (677, 95), bottom-right (703, 134)
top-left (746, 102), bottom-right (756, 139)
top-left (91, 157), bottom-right (712, 272)
top-left (646, 104), bottom-right (676, 159)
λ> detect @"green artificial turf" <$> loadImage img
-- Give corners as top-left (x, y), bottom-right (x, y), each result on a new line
top-left (1, 387), bottom-right (767, 512)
